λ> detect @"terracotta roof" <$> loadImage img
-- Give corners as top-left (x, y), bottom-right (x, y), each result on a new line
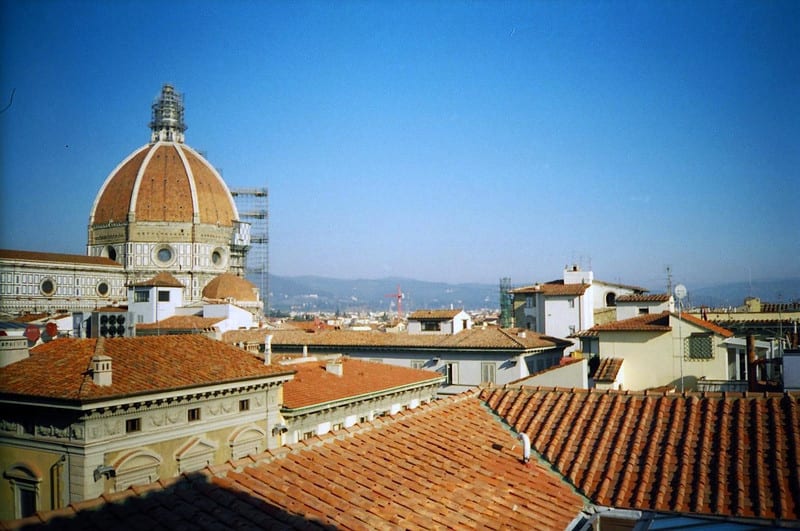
top-left (0, 335), bottom-right (293, 403)
top-left (480, 386), bottom-right (800, 523)
top-left (6, 393), bottom-right (585, 529)
top-left (676, 312), bottom-right (735, 338)
top-left (136, 315), bottom-right (224, 330)
top-left (132, 272), bottom-right (184, 288)
top-left (0, 249), bottom-right (120, 267)
top-left (282, 357), bottom-right (444, 410)
top-left (511, 280), bottom-right (590, 296)
top-left (593, 358), bottom-right (623, 382)
top-left (202, 273), bottom-right (258, 302)
top-left (90, 143), bottom-right (237, 226)
top-left (225, 327), bottom-right (571, 351)
top-left (408, 309), bottom-right (463, 320)
top-left (589, 311), bottom-right (673, 333)
top-left (615, 293), bottom-right (671, 303)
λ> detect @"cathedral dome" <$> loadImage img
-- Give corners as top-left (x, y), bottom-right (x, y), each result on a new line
top-left (89, 85), bottom-right (238, 227)
top-left (202, 273), bottom-right (259, 302)
top-left (89, 142), bottom-right (237, 226)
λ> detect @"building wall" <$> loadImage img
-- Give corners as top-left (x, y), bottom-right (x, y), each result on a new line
top-left (0, 259), bottom-right (126, 317)
top-left (598, 324), bottom-right (732, 391)
top-left (0, 382), bottom-right (285, 517)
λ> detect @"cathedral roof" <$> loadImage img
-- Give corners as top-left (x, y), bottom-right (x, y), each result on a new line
top-left (88, 85), bottom-right (238, 228)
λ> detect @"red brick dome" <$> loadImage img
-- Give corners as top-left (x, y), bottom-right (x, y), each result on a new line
top-left (202, 273), bottom-right (258, 302)
top-left (89, 142), bottom-right (237, 226)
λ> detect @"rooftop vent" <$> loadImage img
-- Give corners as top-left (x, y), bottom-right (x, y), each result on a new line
top-left (325, 359), bottom-right (343, 377)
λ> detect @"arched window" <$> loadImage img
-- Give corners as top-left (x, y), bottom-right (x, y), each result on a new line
top-left (4, 463), bottom-right (41, 518)
top-left (606, 292), bottom-right (617, 307)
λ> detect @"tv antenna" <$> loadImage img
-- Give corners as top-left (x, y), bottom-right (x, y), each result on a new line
top-left (674, 284), bottom-right (687, 393)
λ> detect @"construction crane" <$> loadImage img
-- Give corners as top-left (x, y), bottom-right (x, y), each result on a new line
top-left (384, 285), bottom-right (404, 320)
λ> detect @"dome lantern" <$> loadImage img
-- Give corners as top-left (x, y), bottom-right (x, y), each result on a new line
top-left (149, 84), bottom-right (186, 143)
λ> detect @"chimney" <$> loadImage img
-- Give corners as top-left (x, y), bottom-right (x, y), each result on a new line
top-left (302, 345), bottom-right (308, 357)
top-left (325, 358), bottom-right (343, 377)
top-left (92, 354), bottom-right (113, 386)
top-left (264, 334), bottom-right (273, 365)
top-left (518, 432), bottom-right (531, 464)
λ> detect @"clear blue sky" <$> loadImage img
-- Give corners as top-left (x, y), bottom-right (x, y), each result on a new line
top-left (1, 0), bottom-right (798, 291)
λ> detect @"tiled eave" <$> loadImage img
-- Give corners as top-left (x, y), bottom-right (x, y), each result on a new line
top-left (0, 374), bottom-right (293, 411)
top-left (281, 377), bottom-right (444, 416)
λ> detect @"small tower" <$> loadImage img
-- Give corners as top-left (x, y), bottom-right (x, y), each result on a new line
top-left (92, 353), bottom-right (113, 386)
top-left (149, 84), bottom-right (186, 143)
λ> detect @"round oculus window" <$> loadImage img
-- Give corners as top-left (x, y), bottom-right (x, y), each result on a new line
top-left (40, 279), bottom-right (55, 296)
top-left (97, 282), bottom-right (110, 296)
top-left (212, 250), bottom-right (223, 265)
top-left (156, 246), bottom-right (174, 264)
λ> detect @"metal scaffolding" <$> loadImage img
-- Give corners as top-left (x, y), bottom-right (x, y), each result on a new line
top-left (231, 188), bottom-right (269, 314)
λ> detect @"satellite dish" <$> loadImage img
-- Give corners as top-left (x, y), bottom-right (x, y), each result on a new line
top-left (674, 284), bottom-right (687, 300)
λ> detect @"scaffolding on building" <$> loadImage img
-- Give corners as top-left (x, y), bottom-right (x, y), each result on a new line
top-left (232, 188), bottom-right (269, 315)
top-left (499, 277), bottom-right (513, 328)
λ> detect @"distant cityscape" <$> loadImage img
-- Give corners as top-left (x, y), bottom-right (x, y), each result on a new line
top-left (268, 273), bottom-right (800, 314)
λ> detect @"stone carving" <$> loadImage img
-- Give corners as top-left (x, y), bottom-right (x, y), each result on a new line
top-left (149, 412), bottom-right (166, 427)
top-left (104, 420), bottom-right (122, 436)
top-left (0, 419), bottom-right (20, 433)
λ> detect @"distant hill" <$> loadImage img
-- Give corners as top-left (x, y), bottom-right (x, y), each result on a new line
top-left (685, 277), bottom-right (800, 309)
top-left (266, 275), bottom-right (800, 314)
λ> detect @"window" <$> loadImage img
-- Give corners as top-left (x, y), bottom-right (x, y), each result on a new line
top-left (188, 408), bottom-right (201, 422)
top-left (443, 362), bottom-right (459, 385)
top-left (134, 289), bottom-right (149, 303)
top-left (212, 250), bottom-right (223, 265)
top-left (158, 290), bottom-right (170, 302)
top-left (422, 321), bottom-right (440, 332)
top-left (4, 465), bottom-right (40, 519)
top-left (239, 399), bottom-right (250, 412)
top-left (526, 296), bottom-right (536, 308)
top-left (40, 279), bottom-right (55, 296)
top-left (687, 333), bottom-right (714, 360)
top-left (97, 282), bottom-right (109, 296)
top-left (156, 246), bottom-right (173, 263)
top-left (126, 418), bottom-right (141, 433)
top-left (480, 362), bottom-right (496, 384)
top-left (302, 431), bottom-right (314, 440)
top-left (606, 293), bottom-right (617, 307)
top-left (639, 308), bottom-right (649, 315)
top-left (569, 299), bottom-right (575, 309)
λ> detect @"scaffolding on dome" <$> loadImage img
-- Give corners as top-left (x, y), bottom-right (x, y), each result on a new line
top-left (232, 188), bottom-right (269, 315)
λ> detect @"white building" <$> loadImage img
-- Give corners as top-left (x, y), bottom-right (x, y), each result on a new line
top-left (511, 265), bottom-right (647, 353)
top-left (406, 309), bottom-right (472, 335)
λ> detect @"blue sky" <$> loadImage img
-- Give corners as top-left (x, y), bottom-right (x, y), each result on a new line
top-left (1, 0), bottom-right (798, 291)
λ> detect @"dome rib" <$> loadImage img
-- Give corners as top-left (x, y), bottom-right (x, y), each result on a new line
top-left (175, 144), bottom-right (201, 223)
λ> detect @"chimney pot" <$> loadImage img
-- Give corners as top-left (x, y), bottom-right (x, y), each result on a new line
top-left (326, 358), bottom-right (343, 377)
top-left (92, 354), bottom-right (112, 386)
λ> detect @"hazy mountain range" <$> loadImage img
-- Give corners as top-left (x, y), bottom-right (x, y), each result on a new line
top-left (265, 275), bottom-right (800, 314)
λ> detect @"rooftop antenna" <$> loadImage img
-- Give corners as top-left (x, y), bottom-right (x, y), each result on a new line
top-left (674, 283), bottom-right (687, 393)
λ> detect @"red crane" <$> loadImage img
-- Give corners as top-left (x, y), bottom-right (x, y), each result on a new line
top-left (384, 285), bottom-right (404, 319)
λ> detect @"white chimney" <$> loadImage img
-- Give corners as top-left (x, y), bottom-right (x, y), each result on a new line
top-left (518, 432), bottom-right (531, 464)
top-left (264, 335), bottom-right (273, 365)
top-left (302, 345), bottom-right (308, 357)
top-left (325, 358), bottom-right (343, 377)
top-left (92, 354), bottom-right (112, 386)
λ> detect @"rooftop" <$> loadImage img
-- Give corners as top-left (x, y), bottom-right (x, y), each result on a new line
top-left (407, 309), bottom-right (464, 320)
top-left (132, 272), bottom-right (184, 288)
top-left (282, 357), bottom-right (444, 410)
top-left (0, 249), bottom-right (120, 267)
top-left (225, 327), bottom-right (572, 352)
top-left (0, 335), bottom-right (293, 404)
top-left (615, 293), bottom-right (671, 303)
top-left (135, 315), bottom-right (224, 331)
top-left (587, 311), bottom-right (734, 338)
top-left (480, 386), bottom-right (800, 522)
top-left (4, 393), bottom-right (586, 530)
